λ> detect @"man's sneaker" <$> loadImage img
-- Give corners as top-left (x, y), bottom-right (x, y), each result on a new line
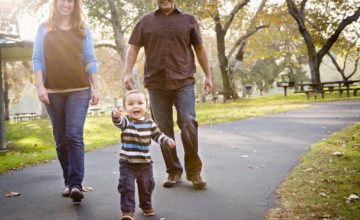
top-left (163, 173), bottom-right (181, 188)
top-left (188, 174), bottom-right (207, 189)
top-left (142, 208), bottom-right (155, 216)
top-left (62, 186), bottom-right (70, 197)
top-left (70, 187), bottom-right (84, 202)
top-left (120, 212), bottom-right (134, 220)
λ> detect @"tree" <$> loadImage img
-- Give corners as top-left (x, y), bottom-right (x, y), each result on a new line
top-left (327, 33), bottom-right (360, 81)
top-left (228, 0), bottom-right (269, 98)
top-left (83, 0), bottom-right (155, 98)
top-left (209, 0), bottom-right (269, 99)
top-left (249, 58), bottom-right (284, 95)
top-left (0, 0), bottom-right (39, 120)
top-left (84, 0), bottom-right (154, 63)
top-left (286, 0), bottom-right (360, 89)
top-left (0, 62), bottom-right (5, 150)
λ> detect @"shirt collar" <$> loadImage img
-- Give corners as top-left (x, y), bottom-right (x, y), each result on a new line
top-left (154, 5), bottom-right (182, 15)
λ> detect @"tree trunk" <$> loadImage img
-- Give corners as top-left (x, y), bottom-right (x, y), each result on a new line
top-left (3, 68), bottom-right (9, 121)
top-left (215, 24), bottom-right (237, 100)
top-left (0, 53), bottom-right (6, 150)
top-left (107, 0), bottom-right (127, 63)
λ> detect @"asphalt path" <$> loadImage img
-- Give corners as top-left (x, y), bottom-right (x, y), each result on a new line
top-left (1, 100), bottom-right (359, 220)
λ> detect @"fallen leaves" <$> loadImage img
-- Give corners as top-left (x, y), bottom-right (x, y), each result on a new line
top-left (5, 191), bottom-right (20, 197)
top-left (346, 194), bottom-right (359, 203)
top-left (82, 186), bottom-right (93, 192)
top-left (332, 151), bottom-right (344, 156)
top-left (248, 164), bottom-right (266, 170)
top-left (319, 192), bottom-right (327, 197)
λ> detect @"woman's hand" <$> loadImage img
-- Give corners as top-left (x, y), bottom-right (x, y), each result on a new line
top-left (37, 85), bottom-right (50, 104)
top-left (90, 88), bottom-right (100, 105)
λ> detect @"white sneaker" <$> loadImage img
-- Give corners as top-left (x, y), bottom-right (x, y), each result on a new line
top-left (70, 187), bottom-right (84, 202)
top-left (62, 186), bottom-right (70, 197)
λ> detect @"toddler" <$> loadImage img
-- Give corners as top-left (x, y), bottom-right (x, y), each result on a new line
top-left (112, 90), bottom-right (176, 220)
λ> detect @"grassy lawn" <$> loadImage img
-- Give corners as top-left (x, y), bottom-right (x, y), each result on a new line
top-left (1, 92), bottom-right (359, 174)
top-left (267, 122), bottom-right (360, 219)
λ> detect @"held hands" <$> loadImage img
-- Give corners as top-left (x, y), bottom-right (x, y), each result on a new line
top-left (166, 139), bottom-right (176, 148)
top-left (112, 106), bottom-right (124, 119)
top-left (37, 85), bottom-right (50, 104)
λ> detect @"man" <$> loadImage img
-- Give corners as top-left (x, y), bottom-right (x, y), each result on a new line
top-left (124, 0), bottom-right (212, 189)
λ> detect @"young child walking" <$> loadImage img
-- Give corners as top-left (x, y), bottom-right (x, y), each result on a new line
top-left (112, 90), bottom-right (176, 220)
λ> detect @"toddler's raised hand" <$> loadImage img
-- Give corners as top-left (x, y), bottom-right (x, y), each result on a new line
top-left (112, 106), bottom-right (124, 118)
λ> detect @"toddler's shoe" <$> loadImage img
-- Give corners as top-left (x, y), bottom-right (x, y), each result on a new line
top-left (120, 212), bottom-right (134, 220)
top-left (142, 208), bottom-right (155, 216)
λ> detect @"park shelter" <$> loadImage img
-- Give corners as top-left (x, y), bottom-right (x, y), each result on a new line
top-left (0, 33), bottom-right (33, 150)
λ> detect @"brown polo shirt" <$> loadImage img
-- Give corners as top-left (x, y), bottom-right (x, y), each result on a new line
top-left (129, 8), bottom-right (203, 90)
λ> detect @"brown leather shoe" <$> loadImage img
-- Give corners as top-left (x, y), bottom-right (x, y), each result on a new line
top-left (163, 173), bottom-right (182, 188)
top-left (188, 174), bottom-right (207, 189)
top-left (120, 212), bottom-right (134, 220)
top-left (142, 208), bottom-right (155, 216)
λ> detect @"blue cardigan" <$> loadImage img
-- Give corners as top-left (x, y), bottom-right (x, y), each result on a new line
top-left (32, 22), bottom-right (98, 76)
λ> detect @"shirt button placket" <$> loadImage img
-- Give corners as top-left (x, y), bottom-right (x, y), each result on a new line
top-left (164, 15), bottom-right (170, 77)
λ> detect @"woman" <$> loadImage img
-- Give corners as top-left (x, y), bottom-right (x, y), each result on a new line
top-left (32, 0), bottom-right (99, 202)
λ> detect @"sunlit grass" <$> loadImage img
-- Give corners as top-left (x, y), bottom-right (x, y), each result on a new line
top-left (267, 123), bottom-right (360, 219)
top-left (1, 92), bottom-right (359, 173)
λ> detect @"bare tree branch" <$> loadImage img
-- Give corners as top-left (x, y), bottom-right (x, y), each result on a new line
top-left (327, 52), bottom-right (346, 79)
top-left (300, 0), bottom-right (307, 17)
top-left (318, 7), bottom-right (360, 60)
top-left (227, 25), bottom-right (269, 59)
top-left (223, 0), bottom-right (250, 33)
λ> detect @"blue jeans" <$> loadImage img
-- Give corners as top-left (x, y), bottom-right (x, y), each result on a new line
top-left (148, 84), bottom-right (202, 179)
top-left (118, 160), bottom-right (155, 212)
top-left (45, 89), bottom-right (90, 190)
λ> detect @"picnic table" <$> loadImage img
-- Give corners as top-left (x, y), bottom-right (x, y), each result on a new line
top-left (87, 108), bottom-right (106, 117)
top-left (295, 80), bottom-right (360, 99)
top-left (12, 113), bottom-right (41, 122)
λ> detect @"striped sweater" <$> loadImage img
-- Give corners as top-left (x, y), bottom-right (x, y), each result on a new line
top-left (112, 115), bottom-right (171, 163)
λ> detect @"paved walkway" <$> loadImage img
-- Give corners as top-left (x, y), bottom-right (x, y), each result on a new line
top-left (1, 100), bottom-right (359, 220)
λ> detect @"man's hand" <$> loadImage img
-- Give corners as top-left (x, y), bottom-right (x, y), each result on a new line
top-left (124, 73), bottom-right (135, 90)
top-left (204, 76), bottom-right (213, 95)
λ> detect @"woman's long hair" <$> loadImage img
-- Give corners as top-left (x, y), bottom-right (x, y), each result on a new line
top-left (47, 0), bottom-right (86, 38)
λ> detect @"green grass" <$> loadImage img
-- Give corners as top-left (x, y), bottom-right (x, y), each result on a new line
top-left (267, 123), bottom-right (360, 220)
top-left (1, 92), bottom-right (359, 174)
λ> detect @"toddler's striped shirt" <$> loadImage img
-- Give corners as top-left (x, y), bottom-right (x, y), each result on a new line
top-left (112, 115), bottom-right (171, 163)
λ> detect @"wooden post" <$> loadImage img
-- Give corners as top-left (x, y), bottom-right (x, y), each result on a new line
top-left (0, 49), bottom-right (6, 151)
